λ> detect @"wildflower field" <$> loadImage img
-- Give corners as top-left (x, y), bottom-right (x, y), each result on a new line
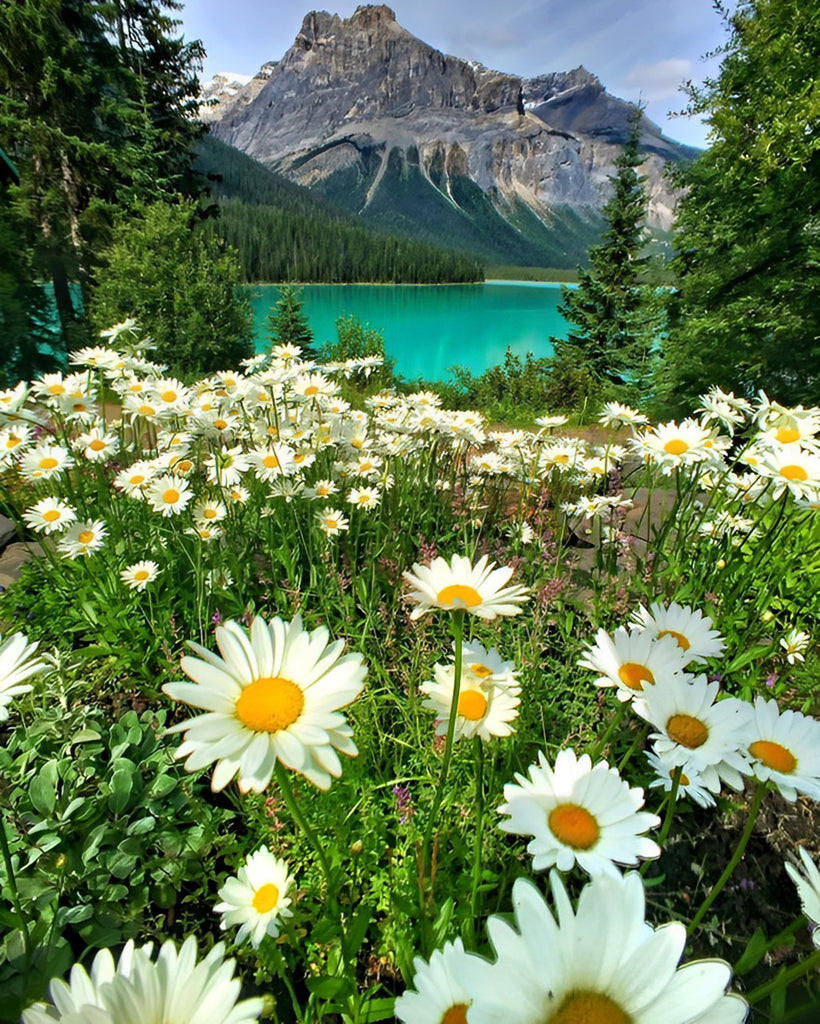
top-left (0, 323), bottom-right (818, 1023)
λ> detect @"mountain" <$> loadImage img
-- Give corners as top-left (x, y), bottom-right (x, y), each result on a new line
top-left (206, 5), bottom-right (695, 268)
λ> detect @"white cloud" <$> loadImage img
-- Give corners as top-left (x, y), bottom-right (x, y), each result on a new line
top-left (623, 58), bottom-right (693, 101)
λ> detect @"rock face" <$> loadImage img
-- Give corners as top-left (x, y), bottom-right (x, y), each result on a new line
top-left (208, 5), bottom-right (695, 264)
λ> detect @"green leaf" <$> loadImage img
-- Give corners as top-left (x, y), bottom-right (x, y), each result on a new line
top-left (305, 975), bottom-right (354, 999)
top-left (734, 927), bottom-right (768, 974)
top-left (361, 997), bottom-right (396, 1022)
top-left (725, 645), bottom-right (771, 673)
top-left (29, 761), bottom-right (59, 817)
top-left (108, 768), bottom-right (135, 815)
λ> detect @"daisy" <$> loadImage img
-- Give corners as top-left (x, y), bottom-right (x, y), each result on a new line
top-left (163, 615), bottom-right (367, 792)
top-left (645, 748), bottom-right (719, 809)
top-left (120, 560), bottom-right (160, 591)
top-left (316, 507), bottom-right (349, 537)
top-left (215, 847), bottom-right (294, 948)
top-left (780, 628), bottom-right (810, 664)
top-left (599, 401), bottom-right (649, 429)
top-left (69, 345), bottom-right (125, 371)
top-left (631, 601), bottom-right (725, 663)
top-left (193, 498), bottom-right (228, 525)
top-left (23, 498), bottom-right (77, 535)
top-left (58, 520), bottom-right (107, 560)
top-left (23, 937), bottom-right (264, 1024)
top-left (578, 627), bottom-right (688, 701)
top-left (248, 443), bottom-right (296, 482)
top-left (421, 661), bottom-right (520, 743)
top-left (0, 424), bottom-right (32, 459)
top-left (75, 426), bottom-right (119, 462)
top-left (204, 446), bottom-right (251, 487)
top-left (634, 418), bottom-right (712, 473)
top-left (20, 442), bottom-right (74, 481)
top-left (395, 939), bottom-right (475, 1024)
top-left (741, 696), bottom-right (820, 801)
top-left (0, 631), bottom-right (47, 721)
top-left (304, 478), bottom-right (339, 500)
top-left (403, 553), bottom-right (529, 620)
top-left (634, 674), bottom-right (750, 787)
top-left (498, 748), bottom-right (660, 877)
top-left (347, 486), bottom-right (381, 509)
top-left (784, 847), bottom-right (820, 948)
top-left (758, 447), bottom-right (820, 499)
top-left (113, 461), bottom-right (156, 497)
top-left (145, 474), bottom-right (193, 517)
top-left (452, 872), bottom-right (748, 1024)
top-left (99, 317), bottom-right (138, 342)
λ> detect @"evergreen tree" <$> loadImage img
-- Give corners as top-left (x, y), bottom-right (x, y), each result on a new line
top-left (89, 200), bottom-right (253, 376)
top-left (659, 0), bottom-right (820, 411)
top-left (551, 106), bottom-right (662, 405)
top-left (266, 286), bottom-right (317, 359)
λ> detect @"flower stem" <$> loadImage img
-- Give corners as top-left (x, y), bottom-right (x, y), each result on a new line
top-left (274, 761), bottom-right (333, 887)
top-left (688, 780), bottom-right (767, 935)
top-left (0, 811), bottom-right (31, 957)
top-left (744, 949), bottom-right (820, 1005)
top-left (588, 698), bottom-right (628, 762)
top-left (468, 735), bottom-right (485, 937)
top-left (642, 765), bottom-right (682, 877)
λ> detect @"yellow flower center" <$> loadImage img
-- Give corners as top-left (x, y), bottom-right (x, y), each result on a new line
top-left (7, 435), bottom-right (21, 448)
top-left (664, 439), bottom-right (689, 455)
top-left (176, 460), bottom-right (193, 473)
top-left (163, 488), bottom-right (180, 505)
top-left (775, 427), bottom-right (800, 444)
top-left (780, 464), bottom-right (808, 481)
top-left (305, 385), bottom-right (319, 396)
top-left (554, 454), bottom-right (569, 465)
top-left (548, 991), bottom-right (631, 1024)
top-left (39, 457), bottom-right (59, 469)
top-left (139, 404), bottom-right (156, 417)
top-left (43, 509), bottom-right (61, 522)
top-left (358, 494), bottom-right (370, 504)
top-left (252, 882), bottom-right (280, 914)
top-left (264, 454), bottom-right (280, 468)
top-left (134, 570), bottom-right (149, 581)
top-left (657, 629), bottom-right (691, 651)
top-left (235, 676), bottom-right (305, 733)
top-left (470, 663), bottom-right (494, 679)
top-left (78, 530), bottom-right (94, 544)
top-left (90, 439), bottom-right (106, 451)
top-left (437, 584), bottom-right (483, 609)
top-left (325, 518), bottom-right (338, 530)
top-left (130, 474), bottom-right (145, 485)
top-left (548, 804), bottom-right (600, 850)
top-left (48, 383), bottom-right (66, 395)
top-left (162, 390), bottom-right (177, 403)
top-left (617, 663), bottom-right (654, 691)
top-left (748, 740), bottom-right (797, 774)
top-left (440, 1005), bottom-right (469, 1024)
top-left (457, 689), bottom-right (488, 721)
top-left (666, 713), bottom-right (708, 749)
top-left (203, 509), bottom-right (217, 519)
top-left (352, 438), bottom-right (364, 449)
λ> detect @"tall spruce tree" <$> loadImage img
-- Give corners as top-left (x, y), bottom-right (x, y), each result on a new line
top-left (551, 106), bottom-right (662, 405)
top-left (659, 0), bottom-right (820, 411)
top-left (266, 286), bottom-right (317, 360)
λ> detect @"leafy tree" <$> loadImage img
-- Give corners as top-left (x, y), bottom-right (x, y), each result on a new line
top-left (550, 106), bottom-right (663, 406)
top-left (89, 200), bottom-right (253, 376)
top-left (266, 286), bottom-right (317, 360)
top-left (319, 315), bottom-right (396, 390)
top-left (659, 0), bottom-right (820, 411)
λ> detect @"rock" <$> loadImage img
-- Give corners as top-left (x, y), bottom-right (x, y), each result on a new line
top-left (0, 514), bottom-right (17, 551)
top-left (0, 541), bottom-right (33, 590)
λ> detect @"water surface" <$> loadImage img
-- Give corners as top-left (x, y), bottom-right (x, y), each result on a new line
top-left (249, 282), bottom-right (572, 380)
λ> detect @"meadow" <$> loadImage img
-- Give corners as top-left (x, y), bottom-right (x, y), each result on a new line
top-left (0, 321), bottom-right (818, 1023)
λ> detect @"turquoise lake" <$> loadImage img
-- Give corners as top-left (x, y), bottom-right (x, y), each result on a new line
top-left (249, 282), bottom-right (572, 380)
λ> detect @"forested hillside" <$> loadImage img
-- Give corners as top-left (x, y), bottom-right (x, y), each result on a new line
top-left (196, 136), bottom-right (484, 283)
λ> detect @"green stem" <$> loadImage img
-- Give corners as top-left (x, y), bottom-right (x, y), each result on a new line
top-left (0, 811), bottom-right (31, 957)
top-left (589, 699), bottom-right (628, 762)
top-left (734, 915), bottom-right (807, 972)
top-left (641, 765), bottom-right (682, 877)
top-left (468, 736), bottom-right (485, 934)
top-left (688, 781), bottom-right (767, 935)
top-left (617, 722), bottom-right (649, 773)
top-left (274, 761), bottom-right (333, 887)
top-left (420, 610), bottom-right (465, 909)
top-left (744, 949), bottom-right (820, 1006)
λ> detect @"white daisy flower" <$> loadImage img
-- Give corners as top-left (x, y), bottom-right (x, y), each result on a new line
top-left (645, 748), bottom-right (719, 809)
top-left (599, 401), bottom-right (649, 429)
top-left (395, 939), bottom-right (475, 1024)
top-left (215, 847), bottom-right (294, 949)
top-left (757, 447), bottom-right (820, 499)
top-left (120, 560), bottom-right (160, 591)
top-left (303, 478), bottom-right (339, 500)
top-left (193, 498), bottom-right (228, 526)
top-left (403, 553), bottom-right (529, 620)
top-left (631, 601), bottom-right (725, 663)
top-left (248, 444), bottom-right (296, 482)
top-left (741, 696), bottom-right (820, 801)
top-left (23, 498), bottom-right (77, 535)
top-left (145, 474), bottom-right (193, 517)
top-left (163, 615), bottom-right (367, 792)
top-left (316, 507), bottom-right (349, 536)
top-left (452, 872), bottom-right (748, 1024)
top-left (57, 520), bottom-right (107, 560)
top-left (204, 446), bottom-right (251, 487)
top-left (19, 442), bottom-right (74, 481)
top-left (347, 486), bottom-right (381, 509)
top-left (578, 627), bottom-right (688, 701)
top-left (113, 461), bottom-right (156, 497)
top-left (497, 748), bottom-right (660, 877)
top-left (785, 847), bottom-right (820, 948)
top-left (780, 628), bottom-right (810, 664)
top-left (0, 631), bottom-right (47, 721)
top-left (421, 660), bottom-right (520, 743)
top-left (75, 426), bottom-right (119, 462)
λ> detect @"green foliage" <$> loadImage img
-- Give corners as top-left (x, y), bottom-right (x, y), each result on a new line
top-left (89, 200), bottom-right (253, 376)
top-left (196, 137), bottom-right (484, 284)
top-left (319, 315), bottom-right (398, 390)
top-left (551, 107), bottom-right (664, 408)
top-left (266, 285), bottom-right (317, 360)
top-left (441, 348), bottom-right (555, 423)
top-left (659, 0), bottom-right (820, 412)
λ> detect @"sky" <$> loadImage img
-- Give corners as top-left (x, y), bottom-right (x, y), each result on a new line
top-left (178, 0), bottom-right (732, 148)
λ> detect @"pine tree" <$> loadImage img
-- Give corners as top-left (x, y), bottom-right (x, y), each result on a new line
top-left (266, 286), bottom-right (317, 359)
top-left (551, 106), bottom-right (662, 405)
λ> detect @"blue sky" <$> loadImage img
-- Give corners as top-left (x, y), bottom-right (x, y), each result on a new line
top-left (178, 0), bottom-right (732, 147)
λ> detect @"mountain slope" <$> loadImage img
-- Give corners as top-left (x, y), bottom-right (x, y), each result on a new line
top-left (207, 5), bottom-right (694, 268)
